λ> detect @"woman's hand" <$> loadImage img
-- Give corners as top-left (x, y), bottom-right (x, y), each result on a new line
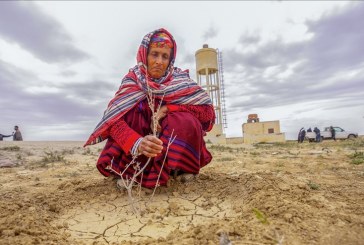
top-left (138, 135), bottom-right (163, 158)
top-left (151, 105), bottom-right (168, 133)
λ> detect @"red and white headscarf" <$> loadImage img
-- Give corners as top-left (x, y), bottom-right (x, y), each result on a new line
top-left (85, 28), bottom-right (212, 146)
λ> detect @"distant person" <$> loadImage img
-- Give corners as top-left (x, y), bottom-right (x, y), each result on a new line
top-left (330, 126), bottom-right (336, 141)
top-left (300, 128), bottom-right (306, 143)
top-left (313, 127), bottom-right (321, 142)
top-left (298, 127), bottom-right (306, 143)
top-left (297, 128), bottom-right (303, 143)
top-left (307, 127), bottom-right (312, 132)
top-left (13, 126), bottom-right (23, 141)
top-left (0, 132), bottom-right (13, 141)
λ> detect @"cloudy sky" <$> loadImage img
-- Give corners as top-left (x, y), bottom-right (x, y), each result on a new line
top-left (0, 1), bottom-right (363, 141)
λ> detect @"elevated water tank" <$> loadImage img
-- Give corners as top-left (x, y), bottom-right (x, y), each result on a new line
top-left (195, 44), bottom-right (218, 75)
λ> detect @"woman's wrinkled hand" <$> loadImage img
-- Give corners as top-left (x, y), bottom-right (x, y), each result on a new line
top-left (138, 135), bottom-right (163, 158)
top-left (150, 105), bottom-right (168, 133)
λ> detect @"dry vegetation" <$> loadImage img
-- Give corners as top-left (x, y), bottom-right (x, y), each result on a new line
top-left (0, 138), bottom-right (363, 244)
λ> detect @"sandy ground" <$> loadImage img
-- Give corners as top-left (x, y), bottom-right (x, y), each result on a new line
top-left (0, 139), bottom-right (363, 245)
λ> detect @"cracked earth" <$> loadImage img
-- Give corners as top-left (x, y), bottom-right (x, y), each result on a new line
top-left (0, 140), bottom-right (364, 244)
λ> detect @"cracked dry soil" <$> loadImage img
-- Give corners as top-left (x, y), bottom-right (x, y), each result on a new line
top-left (0, 140), bottom-right (363, 244)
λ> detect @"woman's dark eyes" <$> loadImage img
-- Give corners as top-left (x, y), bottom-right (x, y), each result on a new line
top-left (151, 53), bottom-right (169, 60)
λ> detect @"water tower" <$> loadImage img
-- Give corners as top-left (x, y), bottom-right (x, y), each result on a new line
top-left (195, 44), bottom-right (227, 144)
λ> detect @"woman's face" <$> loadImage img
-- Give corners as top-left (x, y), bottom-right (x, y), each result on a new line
top-left (147, 46), bottom-right (172, 79)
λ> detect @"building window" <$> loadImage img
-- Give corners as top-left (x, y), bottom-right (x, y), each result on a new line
top-left (268, 128), bottom-right (274, 134)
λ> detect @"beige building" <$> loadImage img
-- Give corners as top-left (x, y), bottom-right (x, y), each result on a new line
top-left (242, 114), bottom-right (285, 144)
top-left (204, 124), bottom-right (227, 144)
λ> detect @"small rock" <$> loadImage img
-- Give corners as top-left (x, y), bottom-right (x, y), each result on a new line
top-left (2, 229), bottom-right (15, 236)
top-left (0, 158), bottom-right (16, 168)
top-left (219, 231), bottom-right (232, 245)
top-left (49, 204), bottom-right (59, 213)
top-left (194, 227), bottom-right (201, 235)
top-left (284, 213), bottom-right (293, 222)
top-left (63, 221), bottom-right (69, 228)
top-left (168, 202), bottom-right (178, 212)
top-left (298, 183), bottom-right (306, 189)
top-left (278, 183), bottom-right (290, 191)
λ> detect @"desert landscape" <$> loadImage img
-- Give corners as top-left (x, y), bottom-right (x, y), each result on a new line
top-left (0, 138), bottom-right (363, 245)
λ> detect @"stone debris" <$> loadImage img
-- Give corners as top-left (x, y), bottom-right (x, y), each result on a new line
top-left (0, 158), bottom-right (16, 168)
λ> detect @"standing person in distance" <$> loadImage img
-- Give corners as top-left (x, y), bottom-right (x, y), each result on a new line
top-left (313, 127), bottom-right (321, 142)
top-left (330, 126), bottom-right (336, 141)
top-left (13, 126), bottom-right (23, 141)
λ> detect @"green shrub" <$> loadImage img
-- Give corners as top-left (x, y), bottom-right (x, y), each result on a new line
top-left (208, 144), bottom-right (233, 152)
top-left (252, 208), bottom-right (269, 224)
top-left (1, 145), bottom-right (20, 151)
top-left (349, 151), bottom-right (364, 165)
top-left (219, 157), bottom-right (235, 162)
top-left (308, 180), bottom-right (320, 190)
top-left (41, 151), bottom-right (65, 163)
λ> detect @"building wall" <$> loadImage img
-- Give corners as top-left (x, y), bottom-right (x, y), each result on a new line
top-left (226, 137), bottom-right (244, 144)
top-left (242, 120), bottom-right (285, 144)
top-left (204, 124), bottom-right (226, 144)
top-left (243, 133), bottom-right (286, 144)
top-left (243, 121), bottom-right (281, 135)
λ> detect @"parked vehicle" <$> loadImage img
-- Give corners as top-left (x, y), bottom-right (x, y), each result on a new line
top-left (306, 127), bottom-right (358, 142)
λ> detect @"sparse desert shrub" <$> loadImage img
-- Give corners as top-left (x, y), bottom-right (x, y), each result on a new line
top-left (24, 150), bottom-right (34, 156)
top-left (317, 155), bottom-right (325, 159)
top-left (82, 148), bottom-right (92, 155)
top-left (253, 208), bottom-right (269, 224)
top-left (1, 145), bottom-right (20, 151)
top-left (82, 148), bottom-right (98, 156)
top-left (208, 144), bottom-right (234, 152)
top-left (341, 137), bottom-right (364, 148)
top-left (349, 151), bottom-right (364, 165)
top-left (219, 157), bottom-right (235, 162)
top-left (250, 151), bottom-right (261, 156)
top-left (308, 180), bottom-right (320, 190)
top-left (254, 160), bottom-right (263, 164)
top-left (16, 153), bottom-right (22, 160)
top-left (41, 151), bottom-right (66, 164)
top-left (256, 141), bottom-right (296, 149)
top-left (254, 142), bottom-right (273, 149)
top-left (61, 149), bottom-right (75, 155)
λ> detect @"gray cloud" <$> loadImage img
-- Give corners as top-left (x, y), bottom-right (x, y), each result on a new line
top-left (0, 2), bottom-right (89, 63)
top-left (223, 2), bottom-right (364, 114)
top-left (238, 31), bottom-right (261, 46)
top-left (203, 25), bottom-right (218, 40)
top-left (0, 60), bottom-right (116, 138)
top-left (305, 3), bottom-right (364, 74)
top-left (59, 70), bottom-right (77, 77)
